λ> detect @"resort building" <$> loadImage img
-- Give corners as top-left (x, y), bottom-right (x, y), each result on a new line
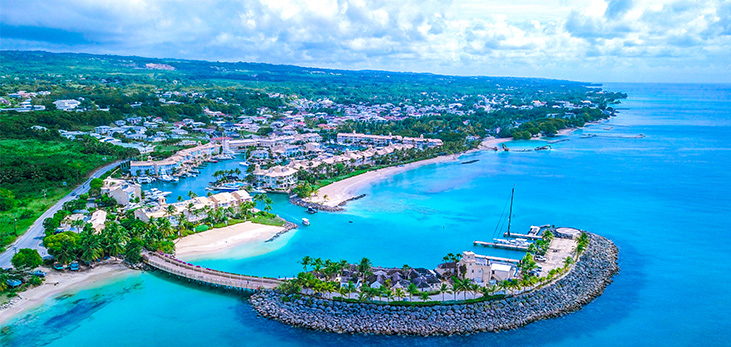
top-left (337, 131), bottom-right (443, 149)
top-left (101, 178), bottom-right (142, 206)
top-left (454, 251), bottom-right (518, 284)
top-left (254, 166), bottom-right (298, 191)
top-left (134, 189), bottom-right (252, 224)
top-left (129, 142), bottom-right (220, 176)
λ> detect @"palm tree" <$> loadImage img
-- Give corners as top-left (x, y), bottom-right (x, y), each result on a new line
top-left (312, 257), bottom-right (324, 274)
top-left (299, 256), bottom-right (312, 271)
top-left (80, 231), bottom-right (102, 263)
top-left (419, 291), bottom-right (430, 302)
top-left (383, 287), bottom-right (394, 303)
top-left (357, 257), bottom-right (372, 283)
top-left (407, 283), bottom-right (419, 302)
top-left (439, 283), bottom-right (451, 301)
top-left (188, 191), bottom-right (198, 199)
top-left (394, 287), bottom-right (406, 301)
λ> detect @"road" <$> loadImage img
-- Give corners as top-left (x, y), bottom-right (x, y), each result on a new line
top-left (0, 161), bottom-right (122, 268)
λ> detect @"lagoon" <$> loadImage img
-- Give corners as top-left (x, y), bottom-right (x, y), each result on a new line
top-left (2, 83), bottom-right (730, 346)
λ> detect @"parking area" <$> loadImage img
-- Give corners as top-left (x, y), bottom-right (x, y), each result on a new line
top-left (534, 237), bottom-right (577, 276)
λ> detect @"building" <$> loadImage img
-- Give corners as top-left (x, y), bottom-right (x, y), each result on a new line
top-left (337, 131), bottom-right (443, 149)
top-left (129, 143), bottom-right (220, 176)
top-left (254, 166), bottom-right (298, 191)
top-left (134, 189), bottom-right (252, 223)
top-left (101, 178), bottom-right (141, 206)
top-left (89, 210), bottom-right (107, 232)
top-left (457, 251), bottom-right (517, 284)
top-left (54, 99), bottom-right (81, 111)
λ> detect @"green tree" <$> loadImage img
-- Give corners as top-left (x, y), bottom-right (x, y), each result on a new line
top-left (0, 188), bottom-right (16, 211)
top-left (89, 178), bottom-right (104, 195)
top-left (11, 248), bottom-right (43, 271)
top-left (43, 231), bottom-right (81, 264)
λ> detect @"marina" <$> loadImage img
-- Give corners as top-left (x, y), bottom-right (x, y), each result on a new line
top-left (473, 240), bottom-right (530, 251)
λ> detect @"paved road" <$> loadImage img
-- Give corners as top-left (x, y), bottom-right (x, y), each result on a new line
top-left (0, 161), bottom-right (122, 268)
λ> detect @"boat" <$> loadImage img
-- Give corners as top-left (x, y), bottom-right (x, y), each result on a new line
top-left (305, 207), bottom-right (318, 214)
top-left (208, 159), bottom-right (218, 163)
top-left (534, 145), bottom-right (552, 151)
top-left (501, 143), bottom-right (510, 151)
top-left (6, 279), bottom-right (21, 288)
top-left (239, 161), bottom-right (249, 166)
top-left (302, 218), bottom-right (310, 226)
top-left (137, 176), bottom-right (153, 184)
top-left (461, 159), bottom-right (479, 164)
top-left (53, 262), bottom-right (65, 271)
top-left (31, 270), bottom-right (46, 277)
top-left (159, 174), bottom-right (179, 182)
top-left (189, 169), bottom-right (201, 174)
top-left (69, 261), bottom-right (80, 271)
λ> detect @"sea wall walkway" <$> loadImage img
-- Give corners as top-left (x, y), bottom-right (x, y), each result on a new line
top-left (142, 251), bottom-right (282, 291)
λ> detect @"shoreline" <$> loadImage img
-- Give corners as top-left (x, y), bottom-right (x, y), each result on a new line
top-left (0, 261), bottom-right (132, 326)
top-left (306, 154), bottom-right (462, 207)
top-left (0, 221), bottom-right (289, 326)
top-left (306, 125), bottom-right (585, 208)
top-left (175, 221), bottom-right (289, 258)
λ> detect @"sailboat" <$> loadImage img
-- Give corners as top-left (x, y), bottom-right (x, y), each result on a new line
top-left (492, 187), bottom-right (516, 242)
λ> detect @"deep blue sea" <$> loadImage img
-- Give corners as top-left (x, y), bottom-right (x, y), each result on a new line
top-left (2, 83), bottom-right (730, 346)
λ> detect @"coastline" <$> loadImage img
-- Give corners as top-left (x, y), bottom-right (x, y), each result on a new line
top-left (306, 154), bottom-right (462, 207)
top-left (0, 221), bottom-right (288, 326)
top-left (307, 127), bottom-right (581, 208)
top-left (175, 221), bottom-right (288, 258)
top-left (0, 262), bottom-right (132, 326)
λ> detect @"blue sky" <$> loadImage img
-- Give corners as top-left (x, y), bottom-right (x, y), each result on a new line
top-left (1, 0), bottom-right (729, 83)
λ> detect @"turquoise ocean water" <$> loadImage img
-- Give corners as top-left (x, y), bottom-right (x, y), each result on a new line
top-left (2, 83), bottom-right (729, 346)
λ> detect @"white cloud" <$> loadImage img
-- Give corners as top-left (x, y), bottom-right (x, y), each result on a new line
top-left (0, 0), bottom-right (729, 82)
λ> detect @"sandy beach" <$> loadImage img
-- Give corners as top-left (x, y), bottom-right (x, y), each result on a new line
top-left (307, 154), bottom-right (462, 207)
top-left (0, 261), bottom-right (132, 326)
top-left (175, 221), bottom-right (286, 258)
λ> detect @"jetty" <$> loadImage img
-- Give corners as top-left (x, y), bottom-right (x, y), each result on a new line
top-left (473, 240), bottom-right (529, 251)
top-left (142, 250), bottom-right (282, 291)
top-left (502, 232), bottom-right (542, 240)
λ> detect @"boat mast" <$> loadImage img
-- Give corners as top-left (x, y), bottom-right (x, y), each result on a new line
top-left (507, 187), bottom-right (514, 237)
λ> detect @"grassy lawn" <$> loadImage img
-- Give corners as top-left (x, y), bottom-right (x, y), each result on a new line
top-left (251, 214), bottom-right (286, 227)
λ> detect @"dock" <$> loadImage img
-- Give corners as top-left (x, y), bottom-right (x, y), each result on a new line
top-left (142, 250), bottom-right (282, 291)
top-left (473, 253), bottom-right (521, 264)
top-left (473, 240), bottom-right (529, 251)
top-left (503, 232), bottom-right (543, 240)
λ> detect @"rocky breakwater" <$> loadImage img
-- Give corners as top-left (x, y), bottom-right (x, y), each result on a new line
top-left (250, 233), bottom-right (619, 335)
top-left (289, 196), bottom-right (343, 212)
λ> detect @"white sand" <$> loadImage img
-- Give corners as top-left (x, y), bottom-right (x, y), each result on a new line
top-left (175, 221), bottom-right (286, 257)
top-left (0, 262), bottom-right (132, 326)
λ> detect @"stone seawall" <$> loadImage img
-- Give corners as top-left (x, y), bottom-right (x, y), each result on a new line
top-left (250, 233), bottom-right (619, 335)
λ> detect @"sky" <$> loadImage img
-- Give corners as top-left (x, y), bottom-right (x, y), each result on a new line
top-left (1, 0), bottom-right (730, 83)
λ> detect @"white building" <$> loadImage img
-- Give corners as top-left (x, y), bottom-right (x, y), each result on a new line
top-left (254, 166), bottom-right (298, 191)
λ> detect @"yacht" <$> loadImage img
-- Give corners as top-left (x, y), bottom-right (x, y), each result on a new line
top-left (137, 176), bottom-right (154, 184)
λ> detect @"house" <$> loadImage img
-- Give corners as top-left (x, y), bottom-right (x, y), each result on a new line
top-left (54, 99), bottom-right (81, 111)
top-left (89, 210), bottom-right (107, 232)
top-left (95, 125), bottom-right (112, 134)
top-left (101, 178), bottom-right (141, 206)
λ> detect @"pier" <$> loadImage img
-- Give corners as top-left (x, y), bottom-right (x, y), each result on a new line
top-left (502, 232), bottom-right (543, 240)
top-left (473, 240), bottom-right (529, 251)
top-left (142, 251), bottom-right (283, 291)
